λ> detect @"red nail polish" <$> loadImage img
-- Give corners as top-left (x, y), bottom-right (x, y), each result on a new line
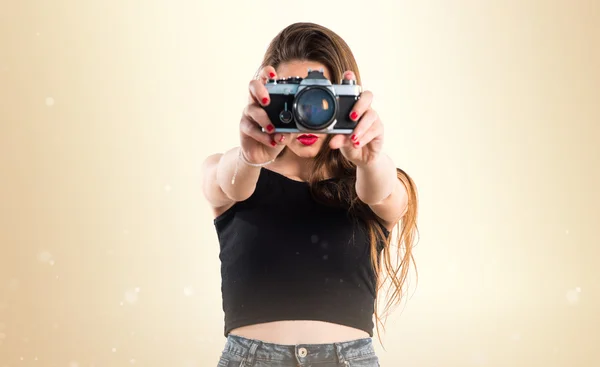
top-left (262, 97), bottom-right (269, 105)
top-left (266, 124), bottom-right (274, 132)
top-left (270, 140), bottom-right (277, 147)
top-left (350, 111), bottom-right (358, 120)
top-left (351, 134), bottom-right (357, 141)
top-left (269, 72), bottom-right (276, 78)
top-left (354, 141), bottom-right (360, 147)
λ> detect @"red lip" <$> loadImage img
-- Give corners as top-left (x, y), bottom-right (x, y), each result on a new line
top-left (297, 134), bottom-right (318, 146)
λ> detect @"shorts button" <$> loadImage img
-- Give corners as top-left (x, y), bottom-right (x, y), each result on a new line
top-left (298, 347), bottom-right (308, 357)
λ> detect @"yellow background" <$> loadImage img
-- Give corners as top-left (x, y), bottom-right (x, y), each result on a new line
top-left (1, 0), bottom-right (599, 366)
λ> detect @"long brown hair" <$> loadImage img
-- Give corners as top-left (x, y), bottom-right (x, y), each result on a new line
top-left (256, 22), bottom-right (419, 344)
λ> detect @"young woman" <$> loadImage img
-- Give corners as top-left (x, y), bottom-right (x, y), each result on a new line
top-left (202, 22), bottom-right (418, 367)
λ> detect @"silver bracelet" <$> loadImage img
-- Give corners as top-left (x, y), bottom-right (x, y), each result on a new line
top-left (231, 148), bottom-right (276, 184)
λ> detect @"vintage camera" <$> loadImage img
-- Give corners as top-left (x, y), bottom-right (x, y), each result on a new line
top-left (261, 68), bottom-right (361, 134)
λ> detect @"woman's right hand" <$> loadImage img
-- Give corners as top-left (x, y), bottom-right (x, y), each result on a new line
top-left (239, 66), bottom-right (289, 164)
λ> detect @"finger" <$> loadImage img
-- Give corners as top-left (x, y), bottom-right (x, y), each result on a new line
top-left (248, 79), bottom-right (271, 107)
top-left (352, 119), bottom-right (383, 149)
top-left (244, 103), bottom-right (275, 133)
top-left (258, 65), bottom-right (277, 83)
top-left (342, 70), bottom-right (356, 83)
top-left (349, 108), bottom-right (379, 144)
top-left (348, 90), bottom-right (373, 125)
top-left (240, 116), bottom-right (277, 147)
top-left (248, 66), bottom-right (278, 105)
top-left (272, 132), bottom-right (291, 146)
top-left (329, 134), bottom-right (347, 150)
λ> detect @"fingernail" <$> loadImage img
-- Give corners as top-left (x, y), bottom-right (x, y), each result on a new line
top-left (350, 111), bottom-right (358, 120)
top-left (270, 140), bottom-right (277, 147)
top-left (262, 97), bottom-right (269, 105)
top-left (351, 134), bottom-right (357, 141)
top-left (354, 141), bottom-right (360, 147)
top-left (266, 124), bottom-right (274, 132)
top-left (269, 72), bottom-right (276, 78)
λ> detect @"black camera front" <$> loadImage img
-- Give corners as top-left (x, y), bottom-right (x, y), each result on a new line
top-left (261, 69), bottom-right (361, 134)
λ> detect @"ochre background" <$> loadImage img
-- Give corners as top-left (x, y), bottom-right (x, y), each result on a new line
top-left (1, 1), bottom-right (599, 366)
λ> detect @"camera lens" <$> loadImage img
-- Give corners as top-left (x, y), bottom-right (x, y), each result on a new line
top-left (294, 87), bottom-right (336, 130)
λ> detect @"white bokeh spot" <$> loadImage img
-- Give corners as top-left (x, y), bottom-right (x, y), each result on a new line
top-left (38, 250), bottom-right (53, 264)
top-left (566, 287), bottom-right (582, 305)
top-left (45, 97), bottom-right (55, 106)
top-left (124, 289), bottom-right (139, 304)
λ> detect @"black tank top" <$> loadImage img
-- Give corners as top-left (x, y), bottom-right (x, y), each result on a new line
top-left (213, 168), bottom-right (387, 337)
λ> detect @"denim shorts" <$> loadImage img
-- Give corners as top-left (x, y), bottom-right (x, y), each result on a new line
top-left (216, 334), bottom-right (380, 366)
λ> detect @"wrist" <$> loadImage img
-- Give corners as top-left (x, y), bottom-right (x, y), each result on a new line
top-left (238, 147), bottom-right (276, 167)
top-left (355, 152), bottom-right (389, 172)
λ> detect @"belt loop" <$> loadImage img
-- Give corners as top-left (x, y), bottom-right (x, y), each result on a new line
top-left (241, 340), bottom-right (260, 367)
top-left (335, 343), bottom-right (349, 366)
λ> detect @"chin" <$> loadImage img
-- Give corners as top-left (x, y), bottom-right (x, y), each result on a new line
top-left (287, 143), bottom-right (322, 158)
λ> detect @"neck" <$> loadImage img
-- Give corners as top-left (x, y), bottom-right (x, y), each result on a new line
top-left (274, 148), bottom-right (317, 181)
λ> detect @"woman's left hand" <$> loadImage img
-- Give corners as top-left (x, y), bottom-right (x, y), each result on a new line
top-left (329, 71), bottom-right (384, 167)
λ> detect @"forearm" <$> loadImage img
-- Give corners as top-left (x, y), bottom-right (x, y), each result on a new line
top-left (216, 146), bottom-right (262, 202)
top-left (355, 153), bottom-right (398, 205)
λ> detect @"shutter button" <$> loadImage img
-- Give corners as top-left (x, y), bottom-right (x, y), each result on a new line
top-left (298, 347), bottom-right (308, 357)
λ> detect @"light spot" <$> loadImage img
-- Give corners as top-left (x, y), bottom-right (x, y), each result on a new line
top-left (311, 235), bottom-right (319, 243)
top-left (164, 184), bottom-right (172, 192)
top-left (37, 251), bottom-right (53, 263)
top-left (566, 288), bottom-right (581, 305)
top-left (69, 361), bottom-right (79, 367)
top-left (45, 97), bottom-right (55, 106)
top-left (183, 286), bottom-right (194, 297)
top-left (36, 32), bottom-right (40, 36)
top-left (49, 259), bottom-right (55, 266)
top-left (112, 348), bottom-right (117, 352)
top-left (471, 351), bottom-right (487, 365)
top-left (511, 332), bottom-right (521, 342)
top-left (565, 229), bottom-right (569, 235)
top-left (322, 255), bottom-right (328, 260)
top-left (295, 252), bottom-right (300, 255)
top-left (130, 358), bottom-right (136, 364)
top-left (124, 289), bottom-right (138, 304)
top-left (135, 287), bottom-right (140, 293)
top-left (123, 229), bottom-right (130, 235)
